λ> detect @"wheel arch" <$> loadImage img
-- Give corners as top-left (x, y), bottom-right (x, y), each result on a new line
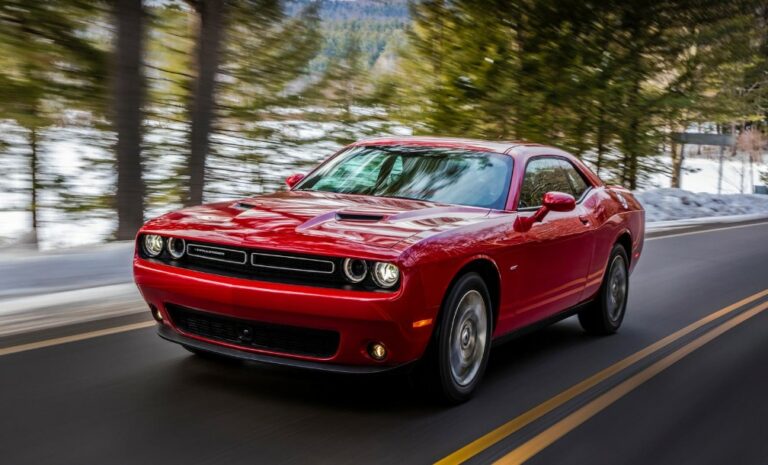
top-left (442, 256), bottom-right (502, 331)
top-left (616, 230), bottom-right (633, 266)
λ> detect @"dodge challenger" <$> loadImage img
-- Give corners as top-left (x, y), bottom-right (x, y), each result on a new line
top-left (133, 137), bottom-right (644, 402)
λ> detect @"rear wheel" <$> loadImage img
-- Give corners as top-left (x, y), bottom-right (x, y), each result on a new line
top-left (419, 272), bottom-right (493, 404)
top-left (578, 244), bottom-right (629, 335)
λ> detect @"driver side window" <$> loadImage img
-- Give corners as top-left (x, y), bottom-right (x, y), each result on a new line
top-left (518, 157), bottom-right (590, 209)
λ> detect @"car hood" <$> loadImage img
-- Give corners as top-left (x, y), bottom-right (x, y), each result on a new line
top-left (143, 190), bottom-right (492, 256)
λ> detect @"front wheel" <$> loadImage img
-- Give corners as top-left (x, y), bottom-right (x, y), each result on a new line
top-left (578, 244), bottom-right (629, 335)
top-left (421, 272), bottom-right (493, 404)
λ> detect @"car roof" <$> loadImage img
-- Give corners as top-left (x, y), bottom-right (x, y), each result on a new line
top-left (352, 136), bottom-right (570, 158)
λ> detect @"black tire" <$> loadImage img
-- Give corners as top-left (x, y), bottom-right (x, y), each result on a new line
top-left (578, 244), bottom-right (629, 335)
top-left (417, 272), bottom-right (493, 404)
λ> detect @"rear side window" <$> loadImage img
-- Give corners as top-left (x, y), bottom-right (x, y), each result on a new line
top-left (518, 157), bottom-right (591, 209)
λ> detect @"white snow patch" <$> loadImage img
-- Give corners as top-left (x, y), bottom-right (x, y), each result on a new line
top-left (643, 155), bottom-right (765, 194)
top-left (0, 211), bottom-right (30, 247)
top-left (636, 188), bottom-right (768, 222)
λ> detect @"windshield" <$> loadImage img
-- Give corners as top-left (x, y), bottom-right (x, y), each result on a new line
top-left (296, 145), bottom-right (513, 210)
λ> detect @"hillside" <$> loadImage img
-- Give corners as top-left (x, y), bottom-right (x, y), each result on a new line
top-left (287, 0), bottom-right (409, 71)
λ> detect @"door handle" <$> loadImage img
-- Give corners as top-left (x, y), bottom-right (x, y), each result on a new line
top-left (579, 215), bottom-right (591, 225)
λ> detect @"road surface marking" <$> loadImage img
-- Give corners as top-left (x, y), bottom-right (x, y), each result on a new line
top-left (435, 288), bottom-right (768, 465)
top-left (0, 321), bottom-right (156, 357)
top-left (494, 299), bottom-right (768, 465)
top-left (646, 221), bottom-right (768, 241)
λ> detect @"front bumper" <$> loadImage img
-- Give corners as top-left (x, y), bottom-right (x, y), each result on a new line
top-left (134, 258), bottom-right (436, 368)
top-left (158, 325), bottom-right (409, 373)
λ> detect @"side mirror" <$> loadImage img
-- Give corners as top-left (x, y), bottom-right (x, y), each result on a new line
top-left (285, 173), bottom-right (305, 189)
top-left (542, 191), bottom-right (576, 212)
top-left (514, 191), bottom-right (576, 232)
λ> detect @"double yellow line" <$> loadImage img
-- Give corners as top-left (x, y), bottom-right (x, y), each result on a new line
top-left (437, 288), bottom-right (768, 465)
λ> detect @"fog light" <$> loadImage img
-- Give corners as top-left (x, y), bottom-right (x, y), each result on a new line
top-left (368, 342), bottom-right (387, 361)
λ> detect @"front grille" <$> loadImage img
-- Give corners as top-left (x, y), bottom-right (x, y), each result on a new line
top-left (140, 238), bottom-right (396, 292)
top-left (166, 304), bottom-right (340, 358)
top-left (250, 252), bottom-right (335, 274)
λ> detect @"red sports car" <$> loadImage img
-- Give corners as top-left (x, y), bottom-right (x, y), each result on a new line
top-left (134, 137), bottom-right (644, 402)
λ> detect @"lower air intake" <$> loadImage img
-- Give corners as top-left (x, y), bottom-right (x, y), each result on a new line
top-left (166, 304), bottom-right (340, 358)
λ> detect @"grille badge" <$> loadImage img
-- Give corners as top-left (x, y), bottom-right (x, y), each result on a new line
top-left (186, 244), bottom-right (248, 265)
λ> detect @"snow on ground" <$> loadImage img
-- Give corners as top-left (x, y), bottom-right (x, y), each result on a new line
top-left (636, 189), bottom-right (768, 222)
top-left (0, 211), bottom-right (29, 247)
top-left (644, 155), bottom-right (764, 194)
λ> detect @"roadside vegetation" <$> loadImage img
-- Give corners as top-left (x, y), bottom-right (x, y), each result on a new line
top-left (0, 0), bottom-right (766, 247)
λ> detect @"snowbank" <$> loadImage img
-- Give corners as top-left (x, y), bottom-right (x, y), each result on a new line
top-left (635, 188), bottom-right (768, 222)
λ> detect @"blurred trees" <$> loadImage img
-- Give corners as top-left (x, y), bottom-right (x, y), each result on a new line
top-left (154, 0), bottom-right (323, 205)
top-left (0, 0), bottom-right (107, 245)
top-left (390, 0), bottom-right (766, 189)
top-left (0, 0), bottom-right (324, 244)
top-left (204, 1), bottom-right (321, 198)
top-left (1, 0), bottom-right (767, 246)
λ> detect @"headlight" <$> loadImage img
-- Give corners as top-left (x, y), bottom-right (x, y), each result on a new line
top-left (167, 237), bottom-right (186, 259)
top-left (343, 258), bottom-right (367, 283)
top-left (143, 234), bottom-right (164, 257)
top-left (372, 262), bottom-right (399, 288)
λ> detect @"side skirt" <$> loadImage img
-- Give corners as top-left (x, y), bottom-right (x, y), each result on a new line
top-left (491, 300), bottom-right (593, 347)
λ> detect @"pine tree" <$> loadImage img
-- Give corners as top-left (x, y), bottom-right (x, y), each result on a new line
top-left (201, 1), bottom-right (322, 199)
top-left (0, 0), bottom-right (107, 245)
top-left (184, 0), bottom-right (227, 207)
top-left (181, 0), bottom-right (322, 202)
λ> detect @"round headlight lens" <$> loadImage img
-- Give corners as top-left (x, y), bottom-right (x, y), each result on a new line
top-left (372, 262), bottom-right (400, 288)
top-left (343, 258), bottom-right (368, 283)
top-left (143, 234), bottom-right (164, 257)
top-left (167, 237), bottom-right (186, 259)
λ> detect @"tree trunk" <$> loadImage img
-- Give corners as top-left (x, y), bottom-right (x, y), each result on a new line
top-left (670, 139), bottom-right (685, 189)
top-left (595, 106), bottom-right (606, 176)
top-left (621, 128), bottom-right (639, 189)
top-left (113, 0), bottom-right (145, 240)
top-left (29, 128), bottom-right (39, 246)
top-left (186, 0), bottom-right (225, 207)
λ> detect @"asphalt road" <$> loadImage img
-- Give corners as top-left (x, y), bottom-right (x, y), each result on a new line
top-left (1, 221), bottom-right (768, 465)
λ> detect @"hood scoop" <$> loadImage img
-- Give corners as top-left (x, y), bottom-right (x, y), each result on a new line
top-left (233, 202), bottom-right (256, 210)
top-left (335, 212), bottom-right (386, 222)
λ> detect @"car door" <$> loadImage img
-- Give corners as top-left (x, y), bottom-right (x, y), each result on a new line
top-left (512, 156), bottom-right (596, 324)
